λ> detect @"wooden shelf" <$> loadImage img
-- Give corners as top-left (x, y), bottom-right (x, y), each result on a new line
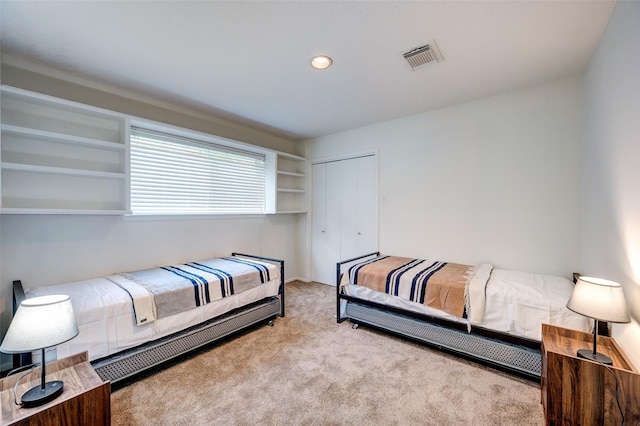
top-left (1, 124), bottom-right (126, 151)
top-left (277, 188), bottom-right (305, 193)
top-left (0, 208), bottom-right (129, 215)
top-left (1, 162), bottom-right (126, 179)
top-left (541, 324), bottom-right (640, 425)
top-left (277, 170), bottom-right (306, 177)
top-left (274, 150), bottom-right (305, 161)
top-left (1, 85), bottom-right (128, 214)
top-left (0, 352), bottom-right (110, 425)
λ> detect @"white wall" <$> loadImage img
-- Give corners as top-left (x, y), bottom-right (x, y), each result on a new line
top-left (581, 0), bottom-right (640, 369)
top-left (1, 59), bottom-right (298, 155)
top-left (309, 77), bottom-right (583, 277)
top-left (1, 214), bottom-right (300, 288)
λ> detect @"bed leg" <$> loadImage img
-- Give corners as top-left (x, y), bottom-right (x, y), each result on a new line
top-left (279, 260), bottom-right (285, 318)
top-left (336, 262), bottom-right (342, 323)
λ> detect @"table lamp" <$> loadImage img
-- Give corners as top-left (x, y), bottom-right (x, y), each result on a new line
top-left (566, 276), bottom-right (630, 365)
top-left (0, 294), bottom-right (79, 407)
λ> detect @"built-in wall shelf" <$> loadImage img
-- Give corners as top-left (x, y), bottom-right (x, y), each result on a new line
top-left (1, 162), bottom-right (127, 179)
top-left (266, 151), bottom-right (307, 214)
top-left (1, 124), bottom-right (127, 151)
top-left (1, 85), bottom-right (129, 214)
top-left (0, 208), bottom-right (129, 215)
top-left (277, 188), bottom-right (305, 193)
top-left (1, 85), bottom-right (307, 216)
top-left (277, 170), bottom-right (306, 177)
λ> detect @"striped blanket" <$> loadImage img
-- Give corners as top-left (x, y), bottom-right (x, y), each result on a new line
top-left (110, 257), bottom-right (277, 325)
top-left (345, 256), bottom-right (475, 318)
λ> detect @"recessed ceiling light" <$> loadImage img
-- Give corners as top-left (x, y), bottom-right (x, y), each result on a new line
top-left (311, 55), bottom-right (333, 70)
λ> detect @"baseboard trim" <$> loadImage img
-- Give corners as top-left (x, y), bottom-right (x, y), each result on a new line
top-left (285, 277), bottom-right (307, 283)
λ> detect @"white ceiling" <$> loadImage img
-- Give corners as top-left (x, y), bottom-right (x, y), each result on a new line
top-left (1, 1), bottom-right (615, 140)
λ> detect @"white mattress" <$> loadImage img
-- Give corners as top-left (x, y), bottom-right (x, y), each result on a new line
top-left (27, 276), bottom-right (280, 361)
top-left (481, 269), bottom-right (591, 340)
top-left (342, 268), bottom-right (591, 341)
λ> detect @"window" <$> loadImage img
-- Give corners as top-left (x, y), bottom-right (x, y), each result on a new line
top-left (130, 127), bottom-right (266, 215)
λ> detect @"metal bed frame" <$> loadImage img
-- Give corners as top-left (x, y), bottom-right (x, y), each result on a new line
top-left (11, 252), bottom-right (285, 385)
top-left (336, 252), bottom-right (542, 381)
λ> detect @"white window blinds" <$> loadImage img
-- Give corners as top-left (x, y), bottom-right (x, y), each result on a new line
top-left (130, 127), bottom-right (266, 215)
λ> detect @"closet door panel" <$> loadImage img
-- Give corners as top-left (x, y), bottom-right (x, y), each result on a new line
top-left (310, 155), bottom-right (378, 286)
top-left (340, 160), bottom-right (359, 261)
top-left (311, 163), bottom-right (331, 284)
top-left (324, 161), bottom-right (343, 285)
top-left (356, 155), bottom-right (378, 254)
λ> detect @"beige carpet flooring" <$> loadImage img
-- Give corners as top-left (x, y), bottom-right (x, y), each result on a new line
top-left (111, 281), bottom-right (544, 425)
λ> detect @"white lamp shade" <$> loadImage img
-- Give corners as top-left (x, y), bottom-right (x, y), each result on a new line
top-left (0, 294), bottom-right (79, 353)
top-left (566, 277), bottom-right (631, 323)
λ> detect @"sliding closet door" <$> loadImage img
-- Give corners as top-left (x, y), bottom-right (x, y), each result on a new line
top-left (311, 163), bottom-right (330, 285)
top-left (323, 161), bottom-right (344, 284)
top-left (311, 154), bottom-right (378, 286)
top-left (340, 155), bottom-right (377, 260)
top-left (355, 155), bottom-right (378, 255)
top-left (339, 161), bottom-right (359, 260)
top-left (311, 162), bottom-right (343, 286)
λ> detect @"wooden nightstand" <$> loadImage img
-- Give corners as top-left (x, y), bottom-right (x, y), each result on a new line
top-left (541, 324), bottom-right (640, 425)
top-left (0, 351), bottom-right (110, 425)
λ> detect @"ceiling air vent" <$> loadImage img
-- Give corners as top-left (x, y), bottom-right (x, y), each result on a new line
top-left (403, 41), bottom-right (443, 71)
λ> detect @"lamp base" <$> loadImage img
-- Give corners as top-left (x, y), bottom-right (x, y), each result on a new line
top-left (577, 348), bottom-right (613, 365)
top-left (21, 380), bottom-right (64, 408)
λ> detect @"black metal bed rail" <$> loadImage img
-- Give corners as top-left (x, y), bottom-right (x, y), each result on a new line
top-left (232, 252), bottom-right (285, 317)
top-left (339, 291), bottom-right (539, 350)
top-left (11, 280), bottom-right (32, 369)
top-left (336, 251), bottom-right (380, 323)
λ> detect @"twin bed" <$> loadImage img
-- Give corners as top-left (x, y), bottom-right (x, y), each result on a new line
top-left (12, 253), bottom-right (284, 384)
top-left (11, 250), bottom-right (588, 384)
top-left (337, 252), bottom-right (591, 380)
